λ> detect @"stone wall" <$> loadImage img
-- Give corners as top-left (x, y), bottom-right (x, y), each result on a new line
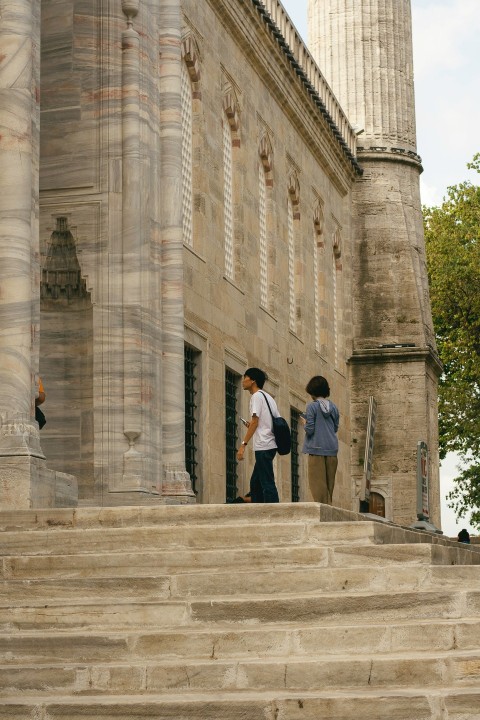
top-left (180, 0), bottom-right (357, 505)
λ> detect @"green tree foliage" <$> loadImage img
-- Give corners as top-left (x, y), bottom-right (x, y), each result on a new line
top-left (424, 154), bottom-right (480, 527)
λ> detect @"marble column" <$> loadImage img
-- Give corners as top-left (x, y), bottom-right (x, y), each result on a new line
top-left (120, 0), bottom-right (148, 491)
top-left (0, 0), bottom-right (45, 505)
top-left (159, 0), bottom-right (194, 500)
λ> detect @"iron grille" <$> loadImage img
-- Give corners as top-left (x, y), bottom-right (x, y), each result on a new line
top-left (184, 345), bottom-right (198, 494)
top-left (290, 408), bottom-right (300, 502)
top-left (225, 369), bottom-right (239, 502)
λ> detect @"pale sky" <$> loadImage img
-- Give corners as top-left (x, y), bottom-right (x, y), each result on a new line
top-left (280, 0), bottom-right (480, 536)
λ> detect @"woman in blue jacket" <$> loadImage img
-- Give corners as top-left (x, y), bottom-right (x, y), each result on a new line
top-left (301, 376), bottom-right (339, 505)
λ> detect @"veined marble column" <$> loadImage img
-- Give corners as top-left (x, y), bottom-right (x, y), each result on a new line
top-left (0, 0), bottom-right (45, 504)
top-left (120, 0), bottom-right (147, 490)
top-left (159, 0), bottom-right (194, 501)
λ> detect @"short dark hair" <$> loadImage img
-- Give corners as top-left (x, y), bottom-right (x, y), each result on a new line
top-left (244, 367), bottom-right (267, 388)
top-left (306, 375), bottom-right (330, 398)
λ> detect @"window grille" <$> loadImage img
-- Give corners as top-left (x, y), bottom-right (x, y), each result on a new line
top-left (288, 197), bottom-right (296, 331)
top-left (290, 408), bottom-right (300, 502)
top-left (223, 116), bottom-right (235, 280)
top-left (314, 232), bottom-right (320, 353)
top-left (258, 164), bottom-right (268, 308)
top-left (225, 369), bottom-right (239, 502)
top-left (333, 250), bottom-right (338, 365)
top-left (184, 346), bottom-right (198, 494)
top-left (181, 62), bottom-right (194, 247)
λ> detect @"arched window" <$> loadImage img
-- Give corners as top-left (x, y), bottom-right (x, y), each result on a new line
top-left (259, 134), bottom-right (273, 310)
top-left (222, 88), bottom-right (240, 281)
top-left (181, 61), bottom-right (194, 247)
top-left (181, 34), bottom-right (201, 249)
top-left (332, 227), bottom-right (343, 368)
top-left (287, 171), bottom-right (300, 333)
top-left (223, 115), bottom-right (234, 279)
top-left (313, 202), bottom-right (325, 354)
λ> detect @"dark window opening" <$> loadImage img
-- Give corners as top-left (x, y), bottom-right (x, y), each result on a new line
top-left (290, 408), bottom-right (300, 502)
top-left (184, 345), bottom-right (199, 494)
top-left (225, 369), bottom-right (240, 502)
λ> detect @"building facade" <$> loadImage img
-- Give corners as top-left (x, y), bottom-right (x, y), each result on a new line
top-left (0, 0), bottom-right (441, 527)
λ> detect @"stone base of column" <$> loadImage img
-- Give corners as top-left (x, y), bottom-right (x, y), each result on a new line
top-left (0, 455), bottom-right (78, 509)
top-left (161, 467), bottom-right (196, 504)
top-left (0, 417), bottom-right (78, 509)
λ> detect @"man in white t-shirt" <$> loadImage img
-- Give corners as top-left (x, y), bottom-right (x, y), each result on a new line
top-left (236, 367), bottom-right (280, 503)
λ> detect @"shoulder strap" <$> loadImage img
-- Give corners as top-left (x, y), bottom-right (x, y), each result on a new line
top-left (259, 390), bottom-right (274, 419)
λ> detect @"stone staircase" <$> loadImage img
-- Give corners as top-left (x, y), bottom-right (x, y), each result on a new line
top-left (1, 503), bottom-right (480, 720)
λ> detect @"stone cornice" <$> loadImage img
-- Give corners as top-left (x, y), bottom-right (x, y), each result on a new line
top-left (348, 346), bottom-right (443, 377)
top-left (208, 0), bottom-right (360, 193)
top-left (249, 0), bottom-right (362, 177)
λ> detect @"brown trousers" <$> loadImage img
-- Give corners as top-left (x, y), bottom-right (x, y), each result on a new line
top-left (307, 454), bottom-right (338, 505)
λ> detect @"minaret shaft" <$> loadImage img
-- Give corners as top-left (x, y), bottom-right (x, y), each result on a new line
top-left (309, 0), bottom-right (417, 150)
top-left (308, 0), bottom-right (441, 528)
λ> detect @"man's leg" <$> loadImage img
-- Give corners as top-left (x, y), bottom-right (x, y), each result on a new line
top-left (249, 460), bottom-right (263, 503)
top-left (254, 449), bottom-right (279, 503)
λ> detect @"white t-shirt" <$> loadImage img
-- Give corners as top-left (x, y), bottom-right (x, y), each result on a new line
top-left (250, 390), bottom-right (279, 451)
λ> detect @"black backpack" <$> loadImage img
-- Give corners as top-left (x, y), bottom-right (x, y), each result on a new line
top-left (259, 391), bottom-right (291, 456)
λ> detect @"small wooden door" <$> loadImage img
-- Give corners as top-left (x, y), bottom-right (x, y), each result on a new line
top-left (369, 491), bottom-right (386, 518)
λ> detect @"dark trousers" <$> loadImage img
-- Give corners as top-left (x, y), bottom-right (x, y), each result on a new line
top-left (250, 448), bottom-right (279, 503)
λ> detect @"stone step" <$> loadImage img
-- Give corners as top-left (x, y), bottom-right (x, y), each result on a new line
top-left (0, 503), bottom-right (324, 532)
top-left (1, 649), bottom-right (480, 696)
top-left (0, 518), bottom-right (469, 558)
top-left (2, 542), bottom-right (477, 582)
top-left (189, 589), bottom-right (480, 627)
top-left (0, 521), bottom-right (389, 557)
top-left (0, 545), bottom-right (330, 579)
top-left (0, 589), bottom-right (478, 631)
top-left (1, 564), bottom-right (479, 604)
top-left (0, 688), bottom-right (478, 720)
top-left (2, 618), bottom-right (480, 664)
top-left (332, 542), bottom-right (480, 566)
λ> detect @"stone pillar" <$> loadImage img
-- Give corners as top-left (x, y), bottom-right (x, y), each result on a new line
top-left (158, 0), bottom-right (194, 501)
top-left (308, 0), bottom-right (442, 526)
top-left (120, 0), bottom-right (148, 491)
top-left (0, 0), bottom-right (46, 505)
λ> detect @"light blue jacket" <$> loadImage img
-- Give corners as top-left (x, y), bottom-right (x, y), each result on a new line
top-left (302, 398), bottom-right (339, 456)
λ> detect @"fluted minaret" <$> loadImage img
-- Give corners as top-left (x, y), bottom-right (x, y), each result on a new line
top-left (309, 0), bottom-right (417, 152)
top-left (308, 0), bottom-right (442, 528)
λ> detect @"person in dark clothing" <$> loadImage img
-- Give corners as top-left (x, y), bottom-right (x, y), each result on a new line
top-left (457, 529), bottom-right (471, 544)
top-left (236, 367), bottom-right (280, 503)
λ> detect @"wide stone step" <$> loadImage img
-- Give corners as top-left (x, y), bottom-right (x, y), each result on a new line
top-left (0, 590), bottom-right (478, 631)
top-left (3, 618), bottom-right (480, 664)
top-left (0, 545), bottom-right (330, 579)
top-left (1, 688), bottom-right (479, 720)
top-left (1, 649), bottom-right (480, 696)
top-left (3, 542), bottom-right (478, 582)
top-left (5, 542), bottom-right (477, 584)
top-left (1, 564), bottom-right (479, 604)
top-left (0, 521), bottom-right (391, 557)
top-left (1, 517), bottom-right (463, 558)
top-left (0, 503), bottom-right (324, 532)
